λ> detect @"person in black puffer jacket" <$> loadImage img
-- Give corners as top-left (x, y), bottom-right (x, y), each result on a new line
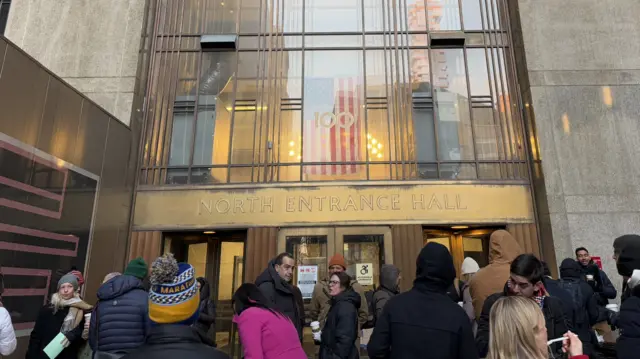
top-left (319, 271), bottom-right (361, 359)
top-left (89, 258), bottom-right (149, 355)
top-left (368, 242), bottom-right (477, 359)
top-left (558, 258), bottom-right (600, 357)
top-left (372, 265), bottom-right (400, 321)
top-left (615, 243), bottom-right (640, 358)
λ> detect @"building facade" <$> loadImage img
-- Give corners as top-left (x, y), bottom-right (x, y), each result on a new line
top-left (2, 0), bottom-right (640, 358)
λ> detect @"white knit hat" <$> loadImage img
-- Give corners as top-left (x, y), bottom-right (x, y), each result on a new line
top-left (461, 257), bottom-right (480, 275)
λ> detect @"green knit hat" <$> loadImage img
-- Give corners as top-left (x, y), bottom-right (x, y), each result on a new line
top-left (124, 257), bottom-right (148, 280)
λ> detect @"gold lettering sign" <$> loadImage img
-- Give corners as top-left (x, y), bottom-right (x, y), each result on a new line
top-left (314, 111), bottom-right (356, 129)
top-left (134, 184), bottom-right (534, 229)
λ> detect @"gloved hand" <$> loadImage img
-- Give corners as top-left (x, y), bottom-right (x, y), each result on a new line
top-left (313, 331), bottom-right (322, 342)
top-left (60, 334), bottom-right (71, 348)
top-left (606, 309), bottom-right (619, 330)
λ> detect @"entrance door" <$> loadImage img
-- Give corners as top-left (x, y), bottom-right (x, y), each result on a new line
top-left (423, 228), bottom-right (498, 276)
top-left (277, 227), bottom-right (392, 357)
top-left (162, 232), bottom-right (245, 357)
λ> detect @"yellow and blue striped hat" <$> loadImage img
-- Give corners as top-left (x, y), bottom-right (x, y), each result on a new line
top-left (148, 254), bottom-right (200, 325)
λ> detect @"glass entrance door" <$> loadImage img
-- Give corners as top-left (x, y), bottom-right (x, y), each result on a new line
top-left (423, 228), bottom-right (497, 276)
top-left (277, 227), bottom-right (392, 357)
top-left (161, 232), bottom-right (245, 357)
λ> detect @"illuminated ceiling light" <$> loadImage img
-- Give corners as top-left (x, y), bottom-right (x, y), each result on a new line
top-left (289, 150), bottom-right (295, 156)
top-left (220, 2), bottom-right (224, 5)
top-left (372, 148), bottom-right (378, 154)
top-left (289, 140), bottom-right (295, 147)
top-left (451, 225), bottom-right (468, 230)
top-left (377, 153), bottom-right (383, 159)
top-left (377, 143), bottom-right (382, 149)
top-left (297, 155), bottom-right (301, 160)
top-left (204, 231), bottom-right (216, 234)
top-left (372, 139), bottom-right (378, 145)
top-left (367, 144), bottom-right (372, 149)
top-left (367, 134), bottom-right (372, 139)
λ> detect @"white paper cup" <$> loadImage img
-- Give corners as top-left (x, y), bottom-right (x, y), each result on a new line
top-left (84, 313), bottom-right (91, 322)
top-left (458, 301), bottom-right (464, 307)
top-left (606, 304), bottom-right (619, 312)
top-left (586, 274), bottom-right (594, 281)
top-left (310, 321), bottom-right (320, 331)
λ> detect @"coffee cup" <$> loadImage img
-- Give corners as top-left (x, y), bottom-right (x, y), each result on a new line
top-left (606, 304), bottom-right (619, 312)
top-left (586, 274), bottom-right (594, 281)
top-left (84, 313), bottom-right (91, 322)
top-left (310, 321), bottom-right (320, 333)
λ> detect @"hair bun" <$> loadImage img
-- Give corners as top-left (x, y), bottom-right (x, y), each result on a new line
top-left (150, 253), bottom-right (179, 285)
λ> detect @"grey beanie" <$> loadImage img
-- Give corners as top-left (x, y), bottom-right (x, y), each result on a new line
top-left (58, 273), bottom-right (79, 291)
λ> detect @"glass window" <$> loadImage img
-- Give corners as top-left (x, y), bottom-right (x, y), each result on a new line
top-left (230, 110), bottom-right (258, 164)
top-left (343, 234), bottom-right (384, 290)
top-left (203, 0), bottom-right (238, 34)
top-left (188, 242), bottom-right (208, 278)
top-left (286, 235), bottom-right (328, 289)
top-left (432, 49), bottom-right (474, 161)
top-left (302, 50), bottom-right (366, 180)
top-left (306, 0), bottom-right (363, 33)
top-left (427, 0), bottom-right (461, 31)
top-left (168, 109), bottom-right (194, 166)
top-left (461, 0), bottom-right (483, 30)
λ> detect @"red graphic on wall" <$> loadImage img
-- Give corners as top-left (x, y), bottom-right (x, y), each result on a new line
top-left (0, 133), bottom-right (98, 335)
top-left (592, 256), bottom-right (603, 270)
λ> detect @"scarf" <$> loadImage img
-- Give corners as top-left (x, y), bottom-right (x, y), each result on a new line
top-left (507, 279), bottom-right (548, 308)
top-left (55, 296), bottom-right (93, 334)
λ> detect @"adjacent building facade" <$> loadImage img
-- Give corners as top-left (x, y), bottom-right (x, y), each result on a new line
top-left (2, 0), bottom-right (640, 358)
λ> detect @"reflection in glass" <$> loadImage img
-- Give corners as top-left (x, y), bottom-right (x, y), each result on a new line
top-left (433, 49), bottom-right (474, 161)
top-left (230, 111), bottom-right (257, 164)
top-left (203, 0), bottom-right (238, 34)
top-left (410, 49), bottom-right (437, 163)
top-left (168, 106), bottom-right (194, 166)
top-left (461, 0), bottom-right (483, 30)
top-left (302, 51), bottom-right (365, 180)
top-left (306, 0), bottom-right (363, 33)
top-left (188, 242), bottom-right (208, 278)
top-left (427, 0), bottom-right (461, 31)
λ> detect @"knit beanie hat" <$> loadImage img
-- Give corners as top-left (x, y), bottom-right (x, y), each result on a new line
top-left (124, 257), bottom-right (148, 280)
top-left (58, 273), bottom-right (79, 291)
top-left (329, 254), bottom-right (347, 269)
top-left (148, 253), bottom-right (200, 325)
top-left (461, 257), bottom-right (480, 275)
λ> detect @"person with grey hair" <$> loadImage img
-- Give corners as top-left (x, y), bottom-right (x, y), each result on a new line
top-left (27, 274), bottom-right (92, 359)
top-left (102, 272), bottom-right (122, 284)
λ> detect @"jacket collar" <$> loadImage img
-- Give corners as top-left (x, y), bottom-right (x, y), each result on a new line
top-left (146, 324), bottom-right (205, 345)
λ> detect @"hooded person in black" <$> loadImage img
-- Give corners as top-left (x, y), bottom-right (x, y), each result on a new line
top-left (367, 242), bottom-right (478, 359)
top-left (615, 242), bottom-right (640, 358)
top-left (558, 258), bottom-right (600, 356)
top-left (372, 264), bottom-right (400, 321)
top-left (194, 277), bottom-right (216, 345)
top-left (614, 234), bottom-right (640, 302)
top-left (255, 254), bottom-right (305, 340)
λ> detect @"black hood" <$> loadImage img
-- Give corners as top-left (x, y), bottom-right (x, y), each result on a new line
top-left (197, 277), bottom-right (210, 301)
top-left (380, 264), bottom-right (400, 293)
top-left (414, 242), bottom-right (456, 292)
top-left (617, 238), bottom-right (640, 277)
top-left (255, 258), bottom-right (292, 294)
top-left (331, 288), bottom-right (362, 310)
top-left (97, 274), bottom-right (144, 301)
top-left (614, 234), bottom-right (640, 257)
top-left (559, 258), bottom-right (583, 279)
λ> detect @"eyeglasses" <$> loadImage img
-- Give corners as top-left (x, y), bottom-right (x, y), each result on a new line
top-left (329, 280), bottom-right (340, 286)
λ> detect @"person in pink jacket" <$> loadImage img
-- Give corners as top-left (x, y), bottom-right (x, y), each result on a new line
top-left (233, 283), bottom-right (307, 359)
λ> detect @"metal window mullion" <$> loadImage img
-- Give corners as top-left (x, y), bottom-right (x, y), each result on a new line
top-left (186, 52), bottom-right (203, 184)
top-left (248, 0), bottom-right (266, 183)
top-left (401, 0), bottom-right (413, 178)
top-left (299, 0), bottom-right (306, 182)
top-left (462, 47), bottom-right (480, 178)
top-left (361, 0), bottom-right (370, 180)
top-left (262, 0), bottom-right (276, 182)
top-left (276, 0), bottom-right (288, 182)
top-left (488, 0), bottom-right (514, 178)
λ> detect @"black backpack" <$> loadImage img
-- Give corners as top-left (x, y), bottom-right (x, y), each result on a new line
top-left (558, 279), bottom-right (585, 327)
top-left (362, 288), bottom-right (377, 329)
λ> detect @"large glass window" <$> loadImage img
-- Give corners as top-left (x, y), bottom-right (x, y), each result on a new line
top-left (0, 0), bottom-right (11, 35)
top-left (141, 0), bottom-right (527, 185)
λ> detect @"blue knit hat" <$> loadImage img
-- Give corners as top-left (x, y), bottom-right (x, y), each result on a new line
top-left (148, 254), bottom-right (200, 325)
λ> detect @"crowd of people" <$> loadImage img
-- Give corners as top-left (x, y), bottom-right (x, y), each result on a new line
top-left (0, 232), bottom-right (639, 358)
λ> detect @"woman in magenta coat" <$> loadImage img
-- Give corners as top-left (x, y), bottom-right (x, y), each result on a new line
top-left (233, 283), bottom-right (307, 359)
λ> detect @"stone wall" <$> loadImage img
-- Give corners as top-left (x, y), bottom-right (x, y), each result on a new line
top-left (513, 0), bottom-right (640, 294)
top-left (4, 0), bottom-right (148, 125)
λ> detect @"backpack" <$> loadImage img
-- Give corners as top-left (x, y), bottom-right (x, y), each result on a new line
top-left (558, 279), bottom-right (585, 327)
top-left (362, 289), bottom-right (377, 329)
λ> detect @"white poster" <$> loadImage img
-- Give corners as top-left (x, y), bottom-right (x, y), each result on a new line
top-left (297, 265), bottom-right (318, 299)
top-left (355, 263), bottom-right (374, 285)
